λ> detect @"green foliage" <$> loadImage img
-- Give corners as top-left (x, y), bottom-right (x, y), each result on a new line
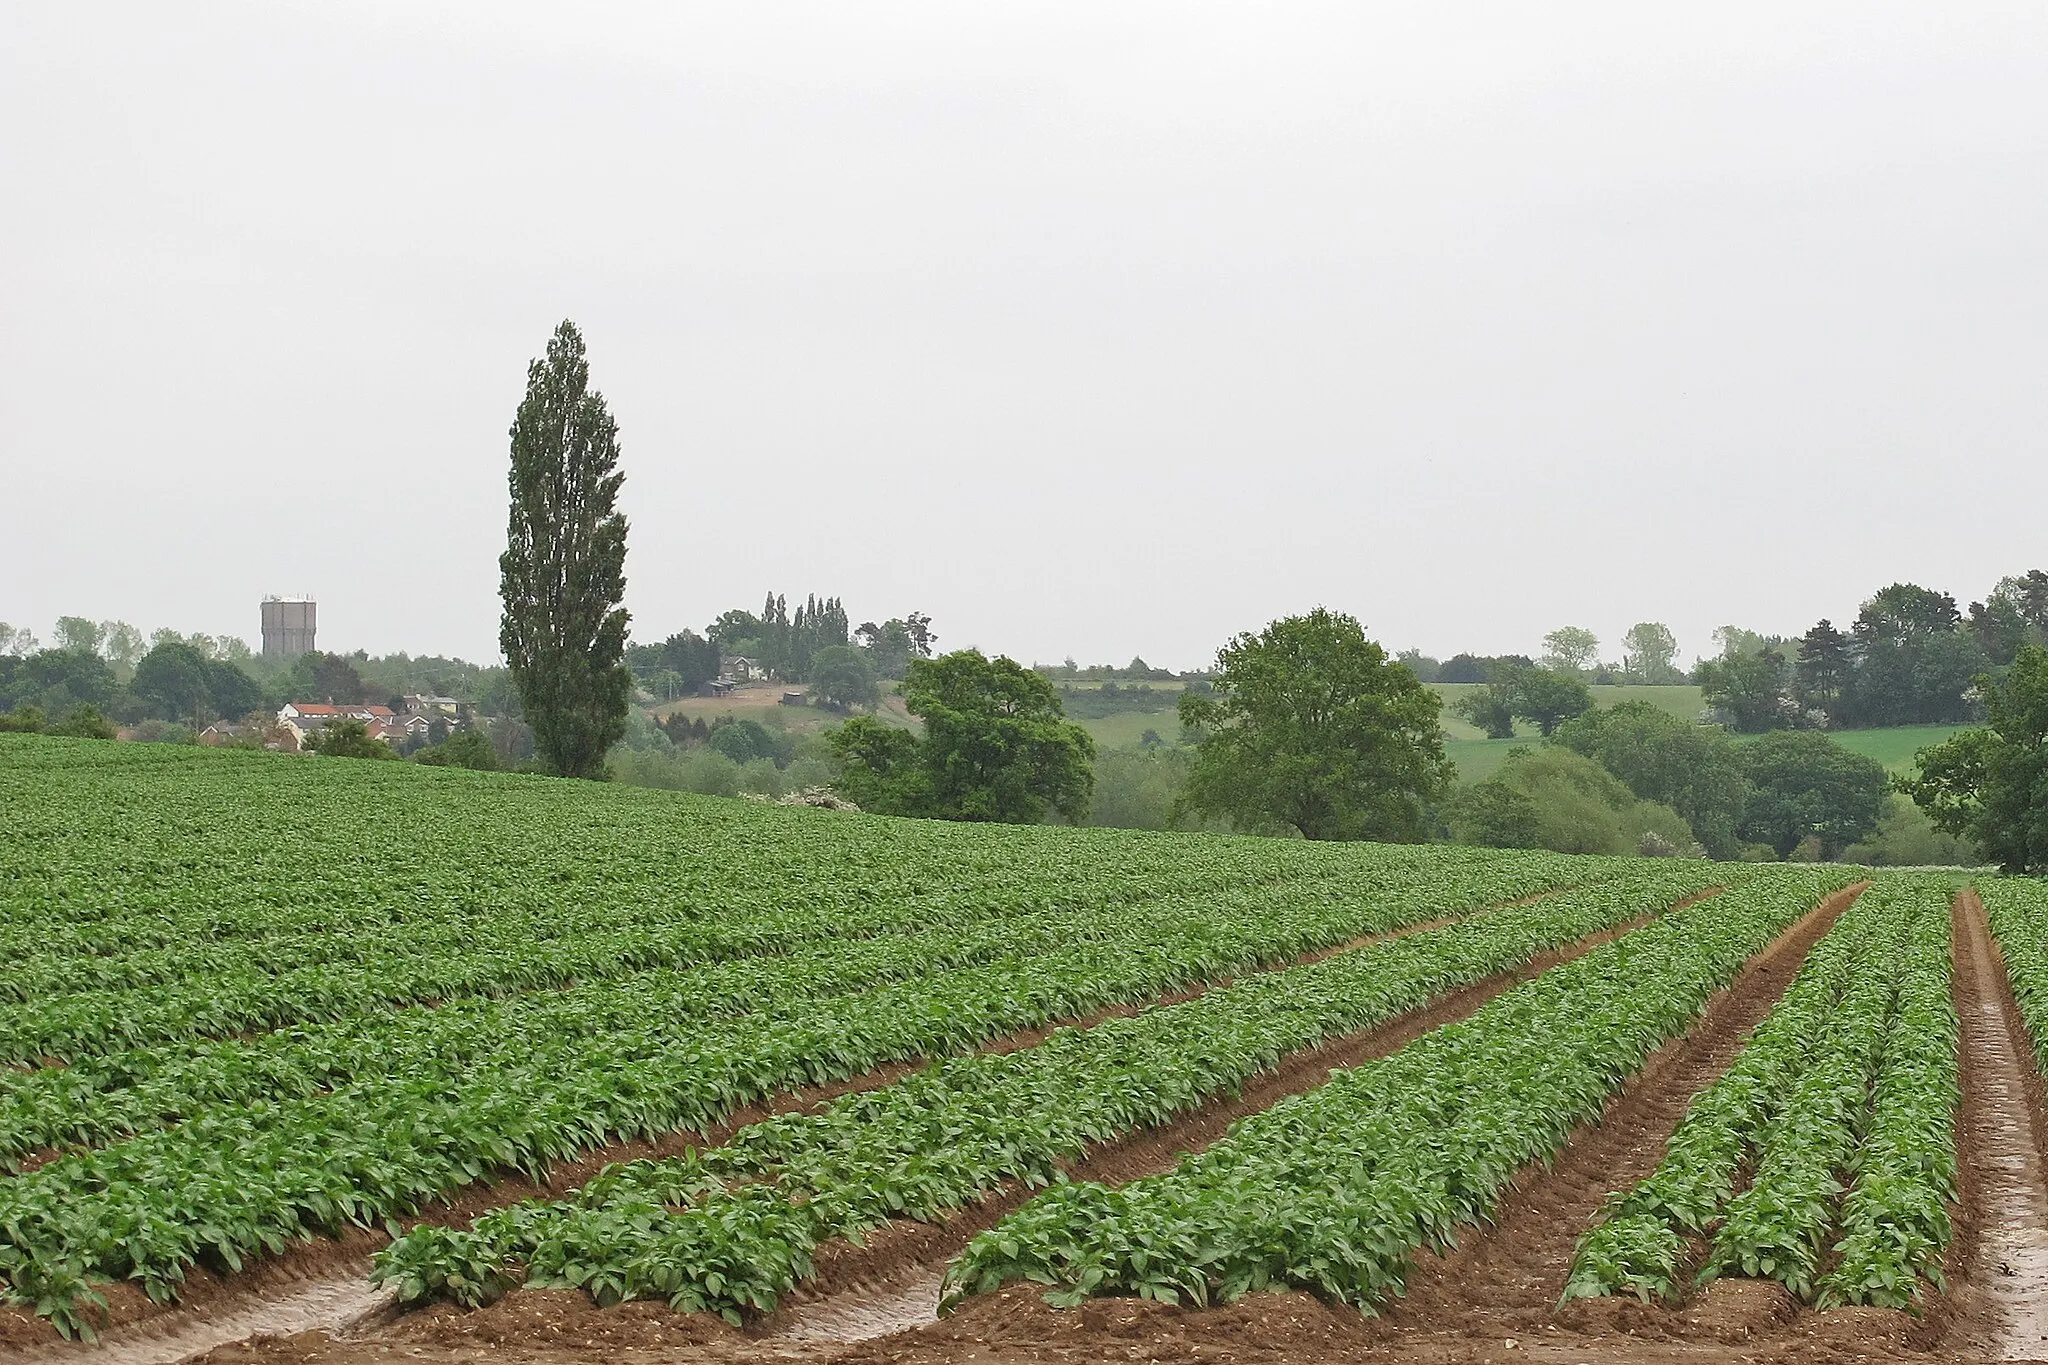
top-left (1619, 622), bottom-right (1684, 685)
top-left (807, 645), bottom-right (878, 710)
top-left (947, 869), bottom-right (1848, 1315)
top-left (1900, 645), bottom-right (2048, 874)
top-left (1839, 795), bottom-right (1980, 867)
top-left (1566, 878), bottom-right (1957, 1309)
top-left (414, 729), bottom-right (500, 772)
top-left (0, 705), bottom-right (45, 734)
top-left (1086, 746), bottom-right (1205, 832)
top-left (306, 718), bottom-right (398, 760)
top-left (1850, 583), bottom-right (1986, 727)
top-left (1698, 647), bottom-right (1793, 733)
top-left (499, 320), bottom-right (632, 780)
top-left (1454, 683), bottom-right (1517, 739)
top-left (829, 652), bottom-right (1094, 824)
top-left (1454, 665), bottom-right (1592, 739)
top-left (0, 733), bottom-right (1641, 1326)
top-left (1553, 701), bottom-right (1749, 858)
top-left (386, 866), bottom-right (1723, 1321)
top-left (1178, 609), bottom-right (1450, 841)
top-left (0, 648), bottom-right (116, 721)
top-left (43, 706), bottom-right (116, 741)
top-left (1968, 571), bottom-right (2048, 666)
top-left (131, 642), bottom-right (262, 725)
top-left (1739, 731), bottom-right (1888, 858)
top-left (1540, 626), bottom-right (1600, 676)
top-left (1449, 747), bottom-right (1696, 857)
top-left (1509, 666), bottom-right (1595, 736)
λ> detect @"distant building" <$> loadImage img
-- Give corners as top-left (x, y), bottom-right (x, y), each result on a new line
top-left (261, 597), bottom-right (317, 662)
top-left (277, 701), bottom-right (393, 749)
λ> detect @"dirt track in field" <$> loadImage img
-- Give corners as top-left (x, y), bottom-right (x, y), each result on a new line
top-left (1939, 889), bottom-right (2048, 1361)
top-left (0, 886), bottom-right (1585, 1362)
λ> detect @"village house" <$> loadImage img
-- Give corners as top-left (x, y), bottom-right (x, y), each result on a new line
top-left (276, 702), bottom-right (397, 750)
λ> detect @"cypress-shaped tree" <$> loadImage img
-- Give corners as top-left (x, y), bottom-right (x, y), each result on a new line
top-left (499, 320), bottom-right (631, 778)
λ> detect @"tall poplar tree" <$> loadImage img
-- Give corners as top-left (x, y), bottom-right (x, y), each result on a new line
top-left (499, 320), bottom-right (631, 779)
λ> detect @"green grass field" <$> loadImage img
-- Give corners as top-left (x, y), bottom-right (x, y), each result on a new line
top-left (1076, 710), bottom-right (1183, 749)
top-left (1431, 683), bottom-right (1706, 740)
top-left (1741, 724), bottom-right (1962, 774)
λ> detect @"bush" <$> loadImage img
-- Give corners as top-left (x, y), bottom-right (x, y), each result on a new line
top-left (44, 705), bottom-right (116, 740)
top-left (0, 705), bottom-right (46, 733)
top-left (1448, 748), bottom-right (1699, 857)
top-left (307, 718), bottom-right (398, 760)
top-left (414, 729), bottom-right (500, 771)
top-left (1839, 794), bottom-right (1983, 867)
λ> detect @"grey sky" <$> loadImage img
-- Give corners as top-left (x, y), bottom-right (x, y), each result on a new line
top-left (4, 2), bottom-right (2044, 671)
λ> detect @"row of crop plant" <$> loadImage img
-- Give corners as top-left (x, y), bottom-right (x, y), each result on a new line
top-left (370, 867), bottom-right (1766, 1323)
top-left (1562, 875), bottom-right (1958, 1309)
top-left (0, 850), bottom-right (1620, 1331)
top-left (941, 869), bottom-right (1853, 1313)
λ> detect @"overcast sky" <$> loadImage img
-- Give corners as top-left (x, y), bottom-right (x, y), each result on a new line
top-left (4, 3), bottom-right (2044, 671)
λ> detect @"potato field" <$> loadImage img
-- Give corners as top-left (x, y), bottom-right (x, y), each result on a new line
top-left (3, 733), bottom-right (2046, 1365)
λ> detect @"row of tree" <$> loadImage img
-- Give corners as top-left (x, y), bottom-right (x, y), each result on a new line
top-left (1700, 576), bottom-right (2047, 732)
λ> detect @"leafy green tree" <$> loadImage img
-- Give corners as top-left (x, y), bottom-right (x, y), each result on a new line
top-left (1454, 683), bottom-right (1517, 739)
top-left (1738, 730), bottom-right (1887, 858)
top-left (499, 320), bottom-right (632, 780)
top-left (826, 716), bottom-right (924, 811)
top-left (1968, 571), bottom-right (2048, 665)
top-left (1552, 701), bottom-right (1751, 858)
top-left (0, 648), bottom-right (115, 719)
top-left (1507, 666), bottom-right (1594, 736)
top-left (286, 651), bottom-right (367, 704)
top-left (1793, 619), bottom-right (1851, 726)
top-left (1698, 647), bottom-right (1791, 733)
top-left (1540, 626), bottom-right (1600, 677)
top-left (307, 718), bottom-right (398, 759)
top-left (100, 622), bottom-right (145, 677)
top-left (829, 651), bottom-right (1094, 823)
top-left (1176, 609), bottom-right (1450, 841)
top-left (0, 624), bottom-right (39, 657)
top-left (133, 642), bottom-right (212, 723)
top-left (1619, 622), bottom-right (1683, 684)
top-left (809, 645), bottom-right (879, 710)
top-left (708, 718), bottom-right (778, 764)
top-left (1848, 582), bottom-right (1985, 726)
top-left (53, 617), bottom-right (105, 655)
top-left (1900, 644), bottom-right (2048, 873)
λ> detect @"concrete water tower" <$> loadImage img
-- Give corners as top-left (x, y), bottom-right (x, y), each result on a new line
top-left (260, 596), bottom-right (317, 662)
